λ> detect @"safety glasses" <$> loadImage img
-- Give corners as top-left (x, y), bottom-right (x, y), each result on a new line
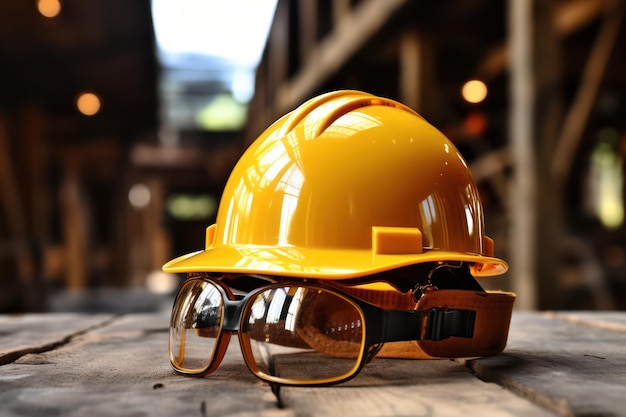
top-left (169, 275), bottom-right (476, 386)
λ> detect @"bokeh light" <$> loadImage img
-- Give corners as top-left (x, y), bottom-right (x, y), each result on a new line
top-left (462, 80), bottom-right (488, 104)
top-left (76, 92), bottom-right (101, 116)
top-left (37, 0), bottom-right (61, 18)
top-left (146, 270), bottom-right (179, 294)
top-left (128, 183), bottom-right (151, 209)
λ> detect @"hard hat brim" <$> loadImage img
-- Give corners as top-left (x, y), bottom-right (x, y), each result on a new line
top-left (162, 245), bottom-right (508, 279)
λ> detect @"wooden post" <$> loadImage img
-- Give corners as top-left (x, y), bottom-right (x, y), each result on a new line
top-left (22, 105), bottom-right (48, 245)
top-left (268, 0), bottom-right (289, 98)
top-left (399, 30), bottom-right (437, 119)
top-left (534, 0), bottom-right (570, 310)
top-left (146, 178), bottom-right (169, 272)
top-left (60, 157), bottom-right (88, 292)
top-left (510, 0), bottom-right (568, 309)
top-left (0, 113), bottom-right (35, 285)
top-left (399, 30), bottom-right (421, 112)
top-left (509, 0), bottom-right (538, 309)
top-left (298, 0), bottom-right (317, 66)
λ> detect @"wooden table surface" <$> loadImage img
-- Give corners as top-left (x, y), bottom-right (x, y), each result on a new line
top-left (1, 311), bottom-right (625, 417)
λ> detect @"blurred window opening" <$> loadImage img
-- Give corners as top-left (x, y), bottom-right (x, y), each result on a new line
top-left (146, 270), bottom-right (179, 294)
top-left (196, 94), bottom-right (248, 131)
top-left (586, 128), bottom-right (624, 229)
top-left (166, 194), bottom-right (218, 220)
top-left (151, 0), bottom-right (277, 134)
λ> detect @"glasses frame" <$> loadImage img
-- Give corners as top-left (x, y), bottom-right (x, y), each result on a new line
top-left (170, 276), bottom-right (476, 386)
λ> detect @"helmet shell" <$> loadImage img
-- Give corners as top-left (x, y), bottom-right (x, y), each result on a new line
top-left (163, 90), bottom-right (507, 278)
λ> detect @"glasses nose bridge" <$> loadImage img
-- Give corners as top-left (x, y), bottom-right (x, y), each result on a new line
top-left (222, 298), bottom-right (245, 332)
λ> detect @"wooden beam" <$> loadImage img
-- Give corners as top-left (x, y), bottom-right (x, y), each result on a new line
top-left (555, 0), bottom-right (611, 34)
top-left (477, 0), bottom-right (610, 80)
top-left (470, 147), bottom-right (512, 214)
top-left (551, 1), bottom-right (623, 185)
top-left (130, 143), bottom-right (206, 169)
top-left (333, 0), bottom-right (351, 26)
top-left (470, 147), bottom-right (512, 184)
top-left (276, 0), bottom-right (408, 113)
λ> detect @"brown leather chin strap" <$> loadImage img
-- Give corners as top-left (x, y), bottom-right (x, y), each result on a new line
top-left (339, 286), bottom-right (516, 359)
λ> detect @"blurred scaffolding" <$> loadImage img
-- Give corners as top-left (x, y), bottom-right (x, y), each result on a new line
top-left (0, 0), bottom-right (625, 312)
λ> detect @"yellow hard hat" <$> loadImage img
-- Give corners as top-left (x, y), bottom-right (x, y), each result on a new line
top-left (163, 90), bottom-right (508, 279)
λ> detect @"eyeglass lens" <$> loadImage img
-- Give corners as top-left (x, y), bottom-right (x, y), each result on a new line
top-left (241, 286), bottom-right (364, 382)
top-left (170, 280), bottom-right (224, 372)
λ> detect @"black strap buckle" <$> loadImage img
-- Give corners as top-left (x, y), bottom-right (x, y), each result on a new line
top-left (425, 308), bottom-right (476, 341)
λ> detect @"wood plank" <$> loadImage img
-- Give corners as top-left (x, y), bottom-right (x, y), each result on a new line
top-left (465, 312), bottom-right (626, 417)
top-left (544, 311), bottom-right (626, 333)
top-left (3, 312), bottom-right (625, 416)
top-left (281, 353), bottom-right (556, 417)
top-left (0, 313), bottom-right (114, 365)
top-left (0, 313), bottom-right (289, 417)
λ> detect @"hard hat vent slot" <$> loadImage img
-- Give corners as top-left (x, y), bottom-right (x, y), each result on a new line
top-left (277, 90), bottom-right (420, 138)
top-left (313, 98), bottom-right (401, 138)
top-left (278, 90), bottom-right (373, 137)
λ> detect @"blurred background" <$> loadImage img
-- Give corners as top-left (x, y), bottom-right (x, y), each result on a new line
top-left (0, 0), bottom-right (625, 313)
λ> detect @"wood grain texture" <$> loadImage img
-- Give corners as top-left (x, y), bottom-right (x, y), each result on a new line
top-left (0, 313), bottom-right (115, 365)
top-left (281, 357), bottom-right (556, 417)
top-left (466, 312), bottom-right (626, 417)
top-left (2, 311), bottom-right (625, 416)
top-left (0, 313), bottom-right (285, 417)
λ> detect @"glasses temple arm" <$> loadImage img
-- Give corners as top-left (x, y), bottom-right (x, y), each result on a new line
top-left (380, 308), bottom-right (476, 342)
